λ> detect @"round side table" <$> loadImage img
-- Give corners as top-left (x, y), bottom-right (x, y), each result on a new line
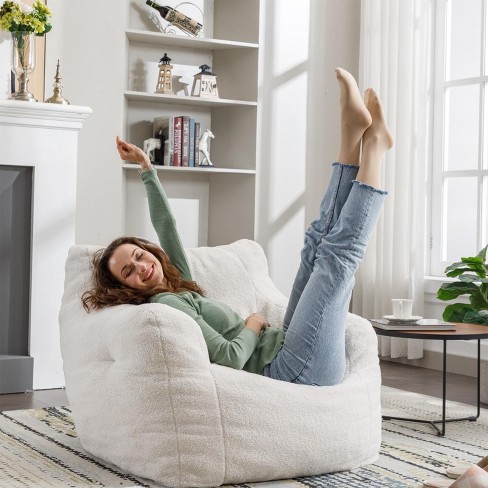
top-left (373, 323), bottom-right (488, 436)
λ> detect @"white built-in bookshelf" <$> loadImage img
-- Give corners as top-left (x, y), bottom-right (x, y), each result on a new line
top-left (124, 0), bottom-right (261, 248)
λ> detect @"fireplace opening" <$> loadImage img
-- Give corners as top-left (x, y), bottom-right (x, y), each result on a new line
top-left (0, 165), bottom-right (34, 393)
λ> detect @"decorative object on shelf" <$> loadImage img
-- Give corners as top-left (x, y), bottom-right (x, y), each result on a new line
top-left (9, 30), bottom-right (36, 101)
top-left (0, 0), bottom-right (52, 102)
top-left (436, 244), bottom-right (488, 324)
top-left (145, 0), bottom-right (203, 37)
top-left (191, 64), bottom-right (219, 98)
top-left (143, 137), bottom-right (162, 163)
top-left (45, 59), bottom-right (70, 104)
top-left (155, 53), bottom-right (173, 94)
top-left (197, 129), bottom-right (214, 167)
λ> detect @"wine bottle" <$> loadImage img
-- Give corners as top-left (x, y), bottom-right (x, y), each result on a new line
top-left (146, 1), bottom-right (203, 37)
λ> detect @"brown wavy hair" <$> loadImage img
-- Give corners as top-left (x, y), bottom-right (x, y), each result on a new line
top-left (81, 236), bottom-right (204, 311)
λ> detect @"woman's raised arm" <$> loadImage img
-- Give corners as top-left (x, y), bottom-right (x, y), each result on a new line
top-left (116, 135), bottom-right (150, 168)
top-left (116, 136), bottom-right (192, 281)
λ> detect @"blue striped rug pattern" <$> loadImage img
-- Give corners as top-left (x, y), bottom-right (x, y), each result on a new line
top-left (0, 386), bottom-right (486, 487)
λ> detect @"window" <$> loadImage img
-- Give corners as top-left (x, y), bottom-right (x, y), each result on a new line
top-left (430, 0), bottom-right (488, 276)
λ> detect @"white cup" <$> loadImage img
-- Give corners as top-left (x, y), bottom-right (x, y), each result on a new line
top-left (391, 299), bottom-right (414, 319)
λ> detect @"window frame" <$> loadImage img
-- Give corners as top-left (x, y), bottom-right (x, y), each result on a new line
top-left (429, 0), bottom-right (488, 277)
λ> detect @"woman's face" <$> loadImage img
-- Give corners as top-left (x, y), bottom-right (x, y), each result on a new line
top-left (108, 244), bottom-right (166, 291)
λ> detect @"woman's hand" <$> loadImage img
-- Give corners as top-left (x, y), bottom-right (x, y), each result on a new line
top-left (116, 135), bottom-right (150, 169)
top-left (244, 313), bottom-right (270, 336)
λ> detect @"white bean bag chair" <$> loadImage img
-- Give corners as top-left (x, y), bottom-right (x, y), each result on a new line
top-left (59, 239), bottom-right (381, 488)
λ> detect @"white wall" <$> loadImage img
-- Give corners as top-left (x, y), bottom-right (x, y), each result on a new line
top-left (257, 0), bottom-right (361, 295)
top-left (0, 33), bottom-right (12, 99)
top-left (45, 0), bottom-right (128, 246)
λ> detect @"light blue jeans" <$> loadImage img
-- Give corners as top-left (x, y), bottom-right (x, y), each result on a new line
top-left (261, 163), bottom-right (387, 386)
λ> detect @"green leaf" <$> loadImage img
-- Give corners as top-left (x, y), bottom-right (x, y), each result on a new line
top-left (444, 261), bottom-right (470, 274)
top-left (442, 303), bottom-right (475, 322)
top-left (446, 268), bottom-right (473, 278)
top-left (458, 274), bottom-right (488, 283)
top-left (461, 256), bottom-right (483, 264)
top-left (463, 310), bottom-right (488, 325)
top-left (436, 282), bottom-right (479, 301)
top-left (481, 283), bottom-right (488, 302)
top-left (459, 258), bottom-right (486, 276)
top-left (477, 244), bottom-right (488, 263)
top-left (469, 290), bottom-right (488, 310)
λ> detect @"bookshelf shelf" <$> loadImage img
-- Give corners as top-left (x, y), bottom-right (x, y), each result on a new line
top-left (122, 164), bottom-right (256, 175)
top-left (125, 29), bottom-right (259, 51)
top-left (124, 91), bottom-right (257, 107)
top-left (124, 0), bottom-right (261, 247)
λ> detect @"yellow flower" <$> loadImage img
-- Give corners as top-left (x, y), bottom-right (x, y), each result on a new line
top-left (33, 0), bottom-right (51, 17)
top-left (0, 0), bottom-right (52, 34)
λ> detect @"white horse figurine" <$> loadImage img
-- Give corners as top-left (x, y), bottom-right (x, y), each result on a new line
top-left (143, 137), bottom-right (161, 163)
top-left (198, 129), bottom-right (215, 167)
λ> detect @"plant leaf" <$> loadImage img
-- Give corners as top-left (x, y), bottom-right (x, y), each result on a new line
top-left (477, 244), bottom-right (488, 263)
top-left (469, 290), bottom-right (488, 310)
top-left (436, 282), bottom-right (479, 301)
top-left (446, 267), bottom-right (473, 278)
top-left (461, 256), bottom-right (483, 264)
top-left (444, 261), bottom-right (470, 274)
top-left (458, 274), bottom-right (488, 283)
top-left (481, 283), bottom-right (488, 302)
top-left (459, 258), bottom-right (486, 276)
top-left (442, 303), bottom-right (475, 322)
top-left (463, 310), bottom-right (488, 325)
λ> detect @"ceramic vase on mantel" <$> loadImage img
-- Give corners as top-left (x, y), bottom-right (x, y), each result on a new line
top-left (10, 31), bottom-right (37, 102)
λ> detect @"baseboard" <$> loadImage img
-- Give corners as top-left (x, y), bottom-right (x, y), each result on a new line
top-left (381, 351), bottom-right (481, 378)
top-left (0, 355), bottom-right (34, 393)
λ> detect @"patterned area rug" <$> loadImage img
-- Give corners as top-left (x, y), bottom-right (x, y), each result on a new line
top-left (0, 386), bottom-right (487, 488)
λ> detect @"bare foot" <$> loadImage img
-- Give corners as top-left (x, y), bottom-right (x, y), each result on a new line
top-left (362, 88), bottom-right (394, 151)
top-left (356, 89), bottom-right (393, 190)
top-left (335, 67), bottom-right (372, 164)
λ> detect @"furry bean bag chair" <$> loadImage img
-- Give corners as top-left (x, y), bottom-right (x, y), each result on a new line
top-left (59, 239), bottom-right (381, 488)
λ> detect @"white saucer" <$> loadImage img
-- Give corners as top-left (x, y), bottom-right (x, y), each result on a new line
top-left (383, 315), bottom-right (423, 323)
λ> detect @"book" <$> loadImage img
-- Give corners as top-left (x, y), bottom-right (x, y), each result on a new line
top-left (181, 115), bottom-right (190, 167)
top-left (194, 122), bottom-right (201, 166)
top-left (153, 116), bottom-right (174, 166)
top-left (173, 116), bottom-right (183, 166)
top-left (189, 118), bottom-right (196, 167)
top-left (370, 319), bottom-right (456, 331)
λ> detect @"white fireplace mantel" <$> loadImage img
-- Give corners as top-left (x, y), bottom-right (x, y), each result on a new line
top-left (0, 100), bottom-right (91, 389)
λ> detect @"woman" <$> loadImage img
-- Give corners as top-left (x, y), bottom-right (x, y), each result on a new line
top-left (82, 68), bottom-right (393, 386)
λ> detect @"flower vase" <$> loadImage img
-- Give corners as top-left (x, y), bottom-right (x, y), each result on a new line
top-left (10, 31), bottom-right (37, 102)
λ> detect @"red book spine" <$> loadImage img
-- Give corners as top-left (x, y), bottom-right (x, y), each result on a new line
top-left (172, 116), bottom-right (182, 166)
top-left (181, 116), bottom-right (190, 167)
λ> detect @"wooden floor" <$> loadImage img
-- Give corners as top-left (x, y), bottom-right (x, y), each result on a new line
top-left (380, 360), bottom-right (486, 409)
top-left (0, 360), bottom-right (486, 412)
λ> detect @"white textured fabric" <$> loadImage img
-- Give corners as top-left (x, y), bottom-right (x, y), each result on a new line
top-left (353, 0), bottom-right (432, 359)
top-left (59, 239), bottom-right (381, 487)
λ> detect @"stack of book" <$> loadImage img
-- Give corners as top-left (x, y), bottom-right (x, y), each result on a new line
top-left (370, 318), bottom-right (456, 331)
top-left (153, 116), bottom-right (202, 167)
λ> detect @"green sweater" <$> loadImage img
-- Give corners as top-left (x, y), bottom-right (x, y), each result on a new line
top-left (141, 168), bottom-right (285, 374)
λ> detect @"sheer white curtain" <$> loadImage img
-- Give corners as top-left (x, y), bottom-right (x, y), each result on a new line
top-left (351, 0), bottom-right (433, 359)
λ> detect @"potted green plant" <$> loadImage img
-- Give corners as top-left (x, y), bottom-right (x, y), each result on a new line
top-left (437, 245), bottom-right (488, 324)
